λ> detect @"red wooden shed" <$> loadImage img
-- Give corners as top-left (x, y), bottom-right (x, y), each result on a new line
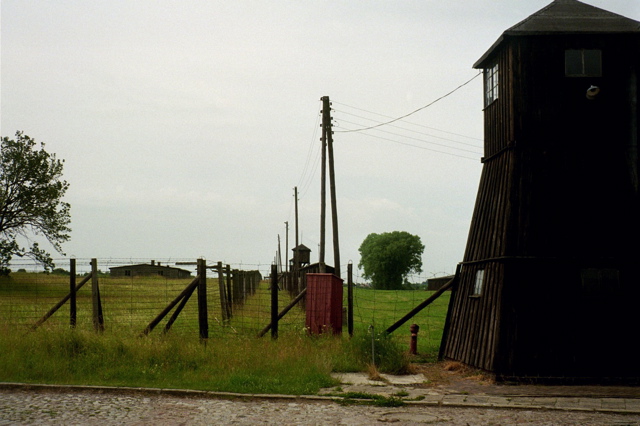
top-left (305, 273), bottom-right (343, 334)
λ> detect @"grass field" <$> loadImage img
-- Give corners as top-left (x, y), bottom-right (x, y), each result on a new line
top-left (0, 272), bottom-right (450, 355)
top-left (0, 272), bottom-right (450, 394)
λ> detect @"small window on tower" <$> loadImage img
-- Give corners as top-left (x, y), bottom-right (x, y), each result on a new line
top-left (565, 49), bottom-right (602, 77)
top-left (472, 269), bottom-right (485, 296)
top-left (580, 268), bottom-right (619, 298)
top-left (484, 63), bottom-right (499, 106)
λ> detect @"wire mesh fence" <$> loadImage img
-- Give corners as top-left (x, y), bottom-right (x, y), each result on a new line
top-left (1, 258), bottom-right (451, 354)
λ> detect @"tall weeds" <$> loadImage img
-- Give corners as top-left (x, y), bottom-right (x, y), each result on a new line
top-left (0, 326), bottom-right (411, 394)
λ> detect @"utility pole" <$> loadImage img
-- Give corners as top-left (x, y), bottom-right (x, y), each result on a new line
top-left (284, 221), bottom-right (289, 274)
top-left (322, 96), bottom-right (341, 277)
top-left (294, 186), bottom-right (299, 249)
top-left (293, 186), bottom-right (300, 283)
top-left (319, 98), bottom-right (328, 273)
top-left (277, 234), bottom-right (282, 273)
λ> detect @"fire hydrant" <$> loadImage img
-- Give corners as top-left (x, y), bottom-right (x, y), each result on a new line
top-left (409, 323), bottom-right (420, 355)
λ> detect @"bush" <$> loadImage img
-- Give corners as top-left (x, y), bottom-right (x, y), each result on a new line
top-left (349, 330), bottom-right (411, 374)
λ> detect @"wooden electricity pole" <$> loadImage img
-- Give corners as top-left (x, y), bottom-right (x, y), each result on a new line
top-left (319, 100), bottom-right (328, 272)
top-left (294, 186), bottom-right (299, 249)
top-left (293, 186), bottom-right (300, 275)
top-left (322, 96), bottom-right (341, 277)
top-left (284, 221), bottom-right (289, 273)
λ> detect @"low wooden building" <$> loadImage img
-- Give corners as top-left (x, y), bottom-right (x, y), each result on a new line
top-left (426, 275), bottom-right (455, 291)
top-left (441, 0), bottom-right (640, 382)
top-left (109, 260), bottom-right (191, 278)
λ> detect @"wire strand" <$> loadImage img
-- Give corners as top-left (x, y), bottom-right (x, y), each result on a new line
top-left (333, 102), bottom-right (483, 142)
top-left (334, 72), bottom-right (482, 133)
top-left (335, 116), bottom-right (483, 154)
top-left (333, 108), bottom-right (483, 149)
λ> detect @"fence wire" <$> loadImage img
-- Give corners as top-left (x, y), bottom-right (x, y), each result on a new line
top-left (1, 259), bottom-right (450, 353)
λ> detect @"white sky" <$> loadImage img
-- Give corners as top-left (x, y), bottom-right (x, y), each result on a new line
top-left (2, 1), bottom-right (639, 279)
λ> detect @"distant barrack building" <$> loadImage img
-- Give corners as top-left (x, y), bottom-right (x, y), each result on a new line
top-left (109, 260), bottom-right (192, 278)
top-left (426, 275), bottom-right (455, 291)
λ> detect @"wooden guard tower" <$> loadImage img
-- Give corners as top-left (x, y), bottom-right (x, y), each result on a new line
top-left (441, 0), bottom-right (640, 381)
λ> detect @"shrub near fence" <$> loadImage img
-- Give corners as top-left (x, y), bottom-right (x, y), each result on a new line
top-left (1, 259), bottom-right (451, 357)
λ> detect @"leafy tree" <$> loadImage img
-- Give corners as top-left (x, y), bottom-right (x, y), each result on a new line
top-left (0, 131), bottom-right (71, 271)
top-left (358, 231), bottom-right (424, 290)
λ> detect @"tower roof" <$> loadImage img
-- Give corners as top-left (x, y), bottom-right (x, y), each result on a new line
top-left (474, 0), bottom-right (640, 68)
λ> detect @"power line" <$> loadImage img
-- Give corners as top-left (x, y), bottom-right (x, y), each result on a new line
top-left (333, 109), bottom-right (482, 150)
top-left (299, 144), bottom-right (321, 198)
top-left (334, 72), bottom-right (482, 133)
top-left (350, 131), bottom-right (480, 160)
top-left (336, 118), bottom-right (482, 156)
top-left (332, 104), bottom-right (483, 143)
top-left (296, 102), bottom-right (322, 191)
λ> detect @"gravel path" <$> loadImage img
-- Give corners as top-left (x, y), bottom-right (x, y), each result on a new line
top-left (2, 389), bottom-right (640, 425)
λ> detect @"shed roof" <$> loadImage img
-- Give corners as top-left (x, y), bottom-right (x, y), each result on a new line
top-left (109, 263), bottom-right (190, 273)
top-left (474, 0), bottom-right (640, 68)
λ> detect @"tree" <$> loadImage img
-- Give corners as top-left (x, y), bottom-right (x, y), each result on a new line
top-left (358, 231), bottom-right (424, 290)
top-left (0, 131), bottom-right (71, 272)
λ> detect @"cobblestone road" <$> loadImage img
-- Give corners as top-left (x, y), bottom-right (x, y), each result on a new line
top-left (2, 389), bottom-right (640, 425)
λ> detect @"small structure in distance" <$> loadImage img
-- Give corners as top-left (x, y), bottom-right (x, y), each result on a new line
top-left (109, 260), bottom-right (191, 279)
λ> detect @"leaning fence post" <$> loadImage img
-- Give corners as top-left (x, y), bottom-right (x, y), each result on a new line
top-left (91, 258), bottom-right (104, 332)
top-left (197, 258), bottom-right (208, 340)
top-left (70, 258), bottom-right (76, 328)
top-left (271, 264), bottom-right (278, 339)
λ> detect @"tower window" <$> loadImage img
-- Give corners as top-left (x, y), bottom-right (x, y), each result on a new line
top-left (484, 63), bottom-right (499, 106)
top-left (472, 269), bottom-right (485, 296)
top-left (580, 268), bottom-right (619, 297)
top-left (565, 49), bottom-right (602, 77)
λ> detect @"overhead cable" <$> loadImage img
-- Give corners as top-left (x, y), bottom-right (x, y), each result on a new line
top-left (332, 104), bottom-right (483, 144)
top-left (334, 72), bottom-right (482, 133)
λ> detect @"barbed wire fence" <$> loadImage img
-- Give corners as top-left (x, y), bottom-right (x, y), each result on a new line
top-left (1, 258), bottom-right (451, 354)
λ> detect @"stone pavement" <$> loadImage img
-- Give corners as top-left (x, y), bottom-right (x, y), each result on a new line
top-left (1, 376), bottom-right (640, 425)
top-left (325, 373), bottom-right (640, 414)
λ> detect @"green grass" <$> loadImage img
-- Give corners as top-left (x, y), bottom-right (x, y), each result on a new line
top-left (330, 392), bottom-right (406, 407)
top-left (0, 274), bottom-right (450, 359)
top-left (349, 286), bottom-right (450, 361)
top-left (0, 273), bottom-right (452, 393)
top-left (0, 273), bottom-right (308, 336)
top-left (0, 327), bottom-right (350, 395)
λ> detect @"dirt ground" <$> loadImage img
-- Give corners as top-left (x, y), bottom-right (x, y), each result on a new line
top-left (413, 361), bottom-right (640, 398)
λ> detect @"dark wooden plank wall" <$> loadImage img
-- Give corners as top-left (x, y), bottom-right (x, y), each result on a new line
top-left (443, 261), bottom-right (503, 371)
top-left (444, 28), bottom-right (640, 380)
top-left (442, 46), bottom-right (516, 371)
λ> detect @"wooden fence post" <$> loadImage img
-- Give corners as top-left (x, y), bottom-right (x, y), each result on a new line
top-left (225, 264), bottom-right (232, 316)
top-left (70, 258), bottom-right (76, 328)
top-left (197, 258), bottom-right (208, 339)
top-left (235, 269), bottom-right (243, 306)
top-left (385, 268), bottom-right (459, 335)
top-left (91, 258), bottom-right (104, 332)
top-left (140, 277), bottom-right (199, 336)
top-left (271, 264), bottom-right (278, 339)
top-left (32, 273), bottom-right (92, 330)
top-left (235, 269), bottom-right (242, 306)
top-left (217, 261), bottom-right (228, 322)
top-left (348, 262), bottom-right (354, 337)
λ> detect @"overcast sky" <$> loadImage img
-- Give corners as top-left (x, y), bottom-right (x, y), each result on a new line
top-left (2, 1), bottom-right (639, 279)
